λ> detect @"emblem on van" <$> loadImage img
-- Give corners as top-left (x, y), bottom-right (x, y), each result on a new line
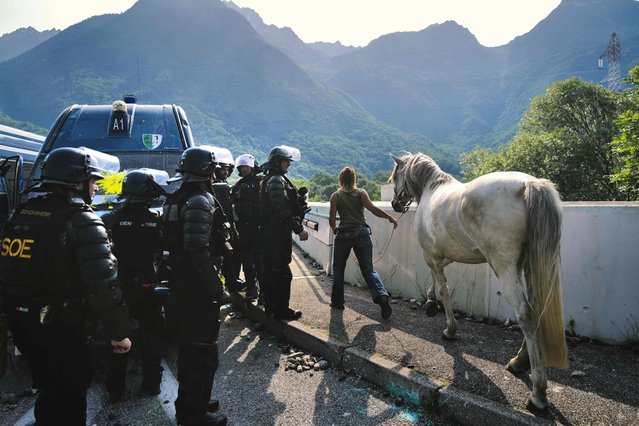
top-left (142, 134), bottom-right (163, 150)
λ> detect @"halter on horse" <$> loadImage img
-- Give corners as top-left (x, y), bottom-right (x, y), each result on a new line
top-left (391, 178), bottom-right (412, 213)
top-left (390, 152), bottom-right (567, 411)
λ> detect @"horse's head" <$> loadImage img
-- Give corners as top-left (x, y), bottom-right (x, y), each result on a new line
top-left (390, 153), bottom-right (414, 213)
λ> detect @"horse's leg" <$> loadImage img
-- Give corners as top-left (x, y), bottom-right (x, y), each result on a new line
top-left (429, 261), bottom-right (457, 340)
top-left (425, 270), bottom-right (438, 317)
top-left (507, 262), bottom-right (531, 373)
top-left (498, 266), bottom-right (549, 410)
top-left (423, 251), bottom-right (438, 317)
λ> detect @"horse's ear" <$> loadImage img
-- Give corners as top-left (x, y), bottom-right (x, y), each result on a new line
top-left (389, 154), bottom-right (405, 166)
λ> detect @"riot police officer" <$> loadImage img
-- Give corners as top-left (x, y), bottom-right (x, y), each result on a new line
top-left (213, 159), bottom-right (233, 184)
top-left (0, 147), bottom-right (131, 425)
top-left (231, 154), bottom-right (263, 303)
top-left (260, 146), bottom-right (309, 320)
top-left (210, 147), bottom-right (244, 297)
top-left (163, 147), bottom-right (227, 426)
top-left (106, 169), bottom-right (167, 401)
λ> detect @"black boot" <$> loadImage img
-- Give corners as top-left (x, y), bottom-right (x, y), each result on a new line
top-left (141, 380), bottom-right (161, 396)
top-left (141, 366), bottom-right (163, 396)
top-left (274, 308), bottom-right (302, 321)
top-left (378, 295), bottom-right (392, 319)
top-left (177, 411), bottom-right (227, 425)
top-left (208, 399), bottom-right (220, 412)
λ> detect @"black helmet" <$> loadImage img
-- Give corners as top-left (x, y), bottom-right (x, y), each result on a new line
top-left (267, 145), bottom-right (301, 163)
top-left (39, 147), bottom-right (119, 187)
top-left (121, 168), bottom-right (168, 204)
top-left (168, 146), bottom-right (216, 183)
top-left (264, 145), bottom-right (301, 172)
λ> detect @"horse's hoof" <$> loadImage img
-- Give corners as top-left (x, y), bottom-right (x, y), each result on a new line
top-left (425, 300), bottom-right (438, 317)
top-left (506, 358), bottom-right (530, 374)
top-left (526, 397), bottom-right (550, 412)
top-left (441, 331), bottom-right (456, 341)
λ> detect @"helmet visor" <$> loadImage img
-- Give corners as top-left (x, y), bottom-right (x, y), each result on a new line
top-left (79, 146), bottom-right (120, 179)
top-left (133, 168), bottom-right (170, 186)
top-left (200, 145), bottom-right (234, 167)
top-left (275, 145), bottom-right (301, 162)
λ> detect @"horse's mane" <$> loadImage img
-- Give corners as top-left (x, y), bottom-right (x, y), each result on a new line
top-left (395, 152), bottom-right (453, 200)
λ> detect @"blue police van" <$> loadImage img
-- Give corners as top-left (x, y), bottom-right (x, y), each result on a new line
top-left (0, 125), bottom-right (45, 225)
top-left (24, 97), bottom-right (195, 209)
top-left (1, 96), bottom-right (197, 225)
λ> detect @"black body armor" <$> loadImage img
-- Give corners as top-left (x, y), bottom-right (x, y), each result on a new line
top-left (162, 186), bottom-right (224, 301)
top-left (231, 174), bottom-right (262, 229)
top-left (260, 173), bottom-right (303, 234)
top-left (0, 192), bottom-right (130, 339)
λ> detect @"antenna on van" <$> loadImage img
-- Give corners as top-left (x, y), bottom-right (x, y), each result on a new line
top-left (137, 55), bottom-right (141, 100)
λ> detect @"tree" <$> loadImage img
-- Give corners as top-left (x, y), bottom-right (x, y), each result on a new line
top-left (461, 78), bottom-right (626, 201)
top-left (0, 109), bottom-right (48, 135)
top-left (307, 172), bottom-right (336, 202)
top-left (304, 170), bottom-right (391, 202)
top-left (611, 65), bottom-right (639, 200)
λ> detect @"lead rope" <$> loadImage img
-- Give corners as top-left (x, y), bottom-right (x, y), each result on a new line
top-left (347, 210), bottom-right (407, 266)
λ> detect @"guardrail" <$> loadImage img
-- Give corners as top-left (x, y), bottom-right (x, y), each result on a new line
top-left (294, 201), bottom-right (639, 344)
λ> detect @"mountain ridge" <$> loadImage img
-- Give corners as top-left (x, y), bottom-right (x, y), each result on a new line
top-left (0, 0), bottom-right (446, 178)
top-left (1, 0), bottom-right (638, 175)
top-left (0, 26), bottom-right (59, 62)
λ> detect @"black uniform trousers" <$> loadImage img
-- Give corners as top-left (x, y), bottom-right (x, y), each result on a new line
top-left (234, 224), bottom-right (263, 298)
top-left (106, 285), bottom-right (164, 395)
top-left (10, 305), bottom-right (93, 426)
top-left (261, 225), bottom-right (293, 315)
top-left (173, 281), bottom-right (221, 422)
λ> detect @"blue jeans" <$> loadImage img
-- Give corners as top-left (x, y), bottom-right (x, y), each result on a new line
top-left (331, 226), bottom-right (389, 306)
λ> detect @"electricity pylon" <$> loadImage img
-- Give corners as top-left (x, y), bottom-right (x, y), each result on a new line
top-left (598, 32), bottom-right (621, 92)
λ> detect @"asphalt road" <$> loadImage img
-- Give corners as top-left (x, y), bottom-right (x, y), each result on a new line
top-left (0, 306), bottom-right (455, 425)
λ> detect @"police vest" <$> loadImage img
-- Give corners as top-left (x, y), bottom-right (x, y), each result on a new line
top-left (232, 175), bottom-right (262, 226)
top-left (0, 195), bottom-right (86, 305)
top-left (112, 204), bottom-right (162, 285)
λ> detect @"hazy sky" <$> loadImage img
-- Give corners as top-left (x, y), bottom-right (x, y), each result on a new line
top-left (0, 0), bottom-right (562, 47)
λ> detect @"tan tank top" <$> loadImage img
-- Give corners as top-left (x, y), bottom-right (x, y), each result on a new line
top-left (336, 188), bottom-right (366, 228)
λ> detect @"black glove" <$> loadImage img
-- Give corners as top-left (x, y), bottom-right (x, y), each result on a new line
top-left (196, 260), bottom-right (224, 301)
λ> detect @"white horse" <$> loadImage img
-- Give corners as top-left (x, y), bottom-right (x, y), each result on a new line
top-left (390, 152), bottom-right (568, 410)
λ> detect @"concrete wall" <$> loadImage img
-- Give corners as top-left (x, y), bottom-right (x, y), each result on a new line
top-left (296, 201), bottom-right (639, 344)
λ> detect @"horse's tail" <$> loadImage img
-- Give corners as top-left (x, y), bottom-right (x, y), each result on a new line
top-left (523, 179), bottom-right (568, 369)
